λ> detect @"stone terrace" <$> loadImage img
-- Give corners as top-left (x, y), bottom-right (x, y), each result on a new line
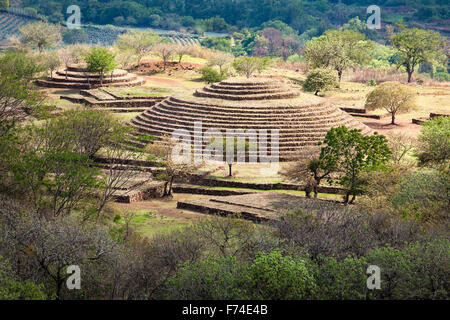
top-left (36, 65), bottom-right (145, 89)
top-left (128, 78), bottom-right (373, 161)
top-left (177, 192), bottom-right (345, 222)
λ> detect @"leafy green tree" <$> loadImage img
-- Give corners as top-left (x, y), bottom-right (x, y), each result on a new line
top-left (305, 30), bottom-right (373, 81)
top-left (416, 116), bottom-right (450, 166)
top-left (392, 27), bottom-right (446, 83)
top-left (232, 56), bottom-right (270, 78)
top-left (365, 81), bottom-right (417, 125)
top-left (318, 127), bottom-right (391, 204)
top-left (303, 68), bottom-right (337, 95)
top-left (85, 47), bottom-right (117, 86)
top-left (19, 21), bottom-right (61, 53)
top-left (117, 30), bottom-right (159, 67)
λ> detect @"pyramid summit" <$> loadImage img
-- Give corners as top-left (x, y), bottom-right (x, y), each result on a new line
top-left (128, 78), bottom-right (373, 161)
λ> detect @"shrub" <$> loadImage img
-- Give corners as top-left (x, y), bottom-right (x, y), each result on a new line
top-left (247, 250), bottom-right (317, 300)
top-left (392, 169), bottom-right (449, 222)
top-left (434, 72), bottom-right (450, 82)
top-left (164, 256), bottom-right (249, 299)
top-left (200, 67), bottom-right (227, 83)
top-left (416, 116), bottom-right (450, 166)
top-left (303, 68), bottom-right (338, 95)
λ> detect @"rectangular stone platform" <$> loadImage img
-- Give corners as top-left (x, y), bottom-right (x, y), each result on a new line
top-left (177, 192), bottom-right (344, 222)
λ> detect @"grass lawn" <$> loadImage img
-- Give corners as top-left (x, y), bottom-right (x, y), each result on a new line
top-left (110, 194), bottom-right (206, 238)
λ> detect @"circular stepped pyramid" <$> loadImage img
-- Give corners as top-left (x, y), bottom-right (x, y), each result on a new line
top-left (128, 78), bottom-right (373, 161)
top-left (35, 65), bottom-right (145, 89)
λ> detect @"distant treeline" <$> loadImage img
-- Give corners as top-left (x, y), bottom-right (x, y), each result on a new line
top-left (21, 0), bottom-right (450, 36)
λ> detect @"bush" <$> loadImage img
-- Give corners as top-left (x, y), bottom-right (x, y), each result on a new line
top-left (165, 256), bottom-right (249, 299)
top-left (392, 169), bottom-right (449, 222)
top-left (200, 67), bottom-right (227, 84)
top-left (434, 72), bottom-right (450, 82)
top-left (416, 116), bottom-right (450, 166)
top-left (303, 68), bottom-right (337, 95)
top-left (365, 239), bottom-right (450, 300)
top-left (247, 250), bottom-right (317, 300)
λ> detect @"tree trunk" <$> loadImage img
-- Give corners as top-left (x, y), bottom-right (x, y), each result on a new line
top-left (344, 193), bottom-right (350, 204)
top-left (338, 70), bottom-right (343, 82)
top-left (391, 112), bottom-right (396, 125)
top-left (407, 71), bottom-right (413, 83)
top-left (315, 90), bottom-right (319, 96)
top-left (228, 163), bottom-right (232, 177)
top-left (167, 176), bottom-right (175, 196)
top-left (349, 194), bottom-right (356, 204)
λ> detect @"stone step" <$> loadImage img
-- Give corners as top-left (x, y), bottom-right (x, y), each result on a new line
top-left (194, 88), bottom-right (300, 101)
top-left (56, 69), bottom-right (128, 79)
top-left (45, 73), bottom-right (138, 84)
top-left (36, 78), bottom-right (145, 89)
top-left (135, 110), bottom-right (355, 129)
top-left (176, 198), bottom-right (277, 222)
top-left (158, 100), bottom-right (336, 117)
top-left (168, 96), bottom-right (323, 110)
top-left (128, 117), bottom-right (369, 138)
top-left (203, 85), bottom-right (292, 95)
top-left (147, 105), bottom-right (344, 124)
top-left (211, 83), bottom-right (283, 90)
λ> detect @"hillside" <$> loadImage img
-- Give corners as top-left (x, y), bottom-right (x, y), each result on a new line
top-left (20, 0), bottom-right (450, 37)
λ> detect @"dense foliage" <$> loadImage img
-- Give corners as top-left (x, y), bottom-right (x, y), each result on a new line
top-left (21, 0), bottom-right (450, 35)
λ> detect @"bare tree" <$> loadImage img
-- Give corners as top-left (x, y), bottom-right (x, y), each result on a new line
top-left (208, 51), bottom-right (234, 73)
top-left (174, 44), bottom-right (191, 64)
top-left (58, 48), bottom-right (74, 80)
top-left (153, 43), bottom-right (176, 72)
top-left (146, 135), bottom-right (199, 197)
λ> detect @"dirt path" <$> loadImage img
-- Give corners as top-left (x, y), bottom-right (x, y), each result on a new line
top-left (361, 116), bottom-right (423, 137)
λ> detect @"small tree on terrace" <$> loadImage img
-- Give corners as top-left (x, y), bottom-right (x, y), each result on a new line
top-left (19, 21), bottom-right (61, 53)
top-left (85, 47), bottom-right (116, 86)
top-left (365, 82), bottom-right (417, 125)
top-left (232, 56), bottom-right (270, 78)
top-left (58, 48), bottom-right (74, 80)
top-left (280, 154), bottom-right (334, 198)
top-left (303, 68), bottom-right (338, 96)
top-left (146, 135), bottom-right (199, 197)
top-left (153, 43), bottom-right (176, 72)
top-left (317, 126), bottom-right (391, 204)
top-left (37, 51), bottom-right (61, 79)
top-left (208, 51), bottom-right (234, 73)
top-left (174, 44), bottom-right (191, 64)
